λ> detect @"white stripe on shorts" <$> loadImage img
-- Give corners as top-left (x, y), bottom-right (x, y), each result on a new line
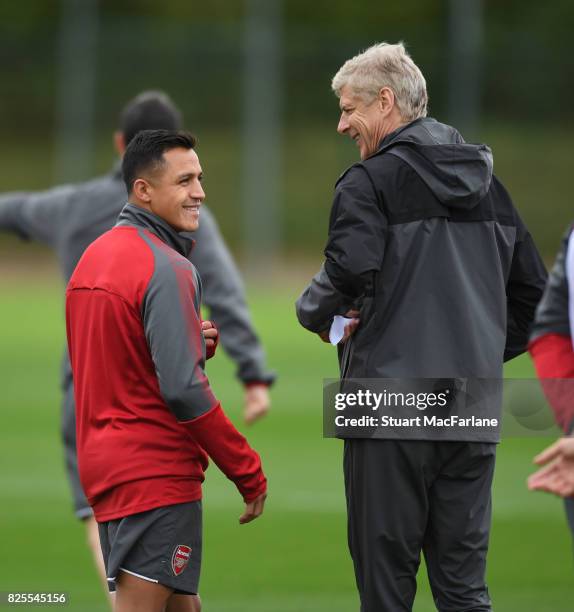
top-left (118, 567), bottom-right (159, 584)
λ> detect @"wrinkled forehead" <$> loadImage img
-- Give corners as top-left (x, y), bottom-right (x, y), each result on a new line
top-left (338, 84), bottom-right (368, 109)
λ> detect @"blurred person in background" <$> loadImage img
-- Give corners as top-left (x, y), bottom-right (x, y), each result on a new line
top-left (0, 91), bottom-right (274, 603)
top-left (296, 42), bottom-right (546, 611)
top-left (528, 225), bottom-right (574, 533)
top-left (67, 129), bottom-right (267, 612)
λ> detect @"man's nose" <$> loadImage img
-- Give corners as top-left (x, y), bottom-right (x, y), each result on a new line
top-left (337, 114), bottom-right (349, 134)
top-left (191, 182), bottom-right (205, 201)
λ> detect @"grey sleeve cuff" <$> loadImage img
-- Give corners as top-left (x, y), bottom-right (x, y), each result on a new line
top-left (238, 370), bottom-right (276, 386)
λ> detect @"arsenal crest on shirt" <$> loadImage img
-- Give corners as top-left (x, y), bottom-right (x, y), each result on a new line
top-left (171, 544), bottom-right (192, 576)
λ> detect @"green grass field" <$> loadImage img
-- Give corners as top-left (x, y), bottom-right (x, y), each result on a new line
top-left (0, 270), bottom-right (572, 611)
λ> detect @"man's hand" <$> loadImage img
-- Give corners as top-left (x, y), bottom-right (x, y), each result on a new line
top-left (244, 384), bottom-right (271, 425)
top-left (239, 492), bottom-right (267, 524)
top-left (341, 309), bottom-right (360, 342)
top-left (527, 437), bottom-right (574, 498)
top-left (318, 309), bottom-right (360, 344)
top-left (201, 320), bottom-right (218, 359)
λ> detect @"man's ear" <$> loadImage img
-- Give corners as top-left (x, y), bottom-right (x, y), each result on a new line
top-left (114, 131), bottom-right (126, 156)
top-left (378, 87), bottom-right (395, 116)
top-left (133, 178), bottom-right (152, 203)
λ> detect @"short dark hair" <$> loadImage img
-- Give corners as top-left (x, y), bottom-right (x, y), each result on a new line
top-left (122, 129), bottom-right (197, 194)
top-left (119, 91), bottom-right (183, 146)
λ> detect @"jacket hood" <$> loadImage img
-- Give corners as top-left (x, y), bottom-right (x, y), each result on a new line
top-left (374, 118), bottom-right (493, 210)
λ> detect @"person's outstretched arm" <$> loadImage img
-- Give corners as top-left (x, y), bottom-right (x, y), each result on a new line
top-left (0, 185), bottom-right (76, 245)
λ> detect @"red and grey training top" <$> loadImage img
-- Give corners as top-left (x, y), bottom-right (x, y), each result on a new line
top-left (529, 226), bottom-right (574, 433)
top-left (66, 203), bottom-right (266, 522)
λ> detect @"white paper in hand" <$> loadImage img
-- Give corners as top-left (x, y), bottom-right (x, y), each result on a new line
top-left (329, 315), bottom-right (354, 346)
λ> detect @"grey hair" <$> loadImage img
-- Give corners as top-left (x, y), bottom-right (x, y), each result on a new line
top-left (331, 42), bottom-right (428, 121)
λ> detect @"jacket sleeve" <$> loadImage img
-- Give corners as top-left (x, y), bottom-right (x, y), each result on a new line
top-left (296, 166), bottom-right (386, 333)
top-left (504, 217), bottom-right (547, 361)
top-left (189, 206), bottom-right (274, 385)
top-left (0, 185), bottom-right (75, 245)
top-left (142, 257), bottom-right (266, 501)
top-left (296, 263), bottom-right (354, 333)
top-left (142, 259), bottom-right (217, 418)
top-left (182, 403), bottom-right (267, 502)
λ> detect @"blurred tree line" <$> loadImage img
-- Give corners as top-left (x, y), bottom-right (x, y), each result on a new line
top-left (0, 0), bottom-right (572, 259)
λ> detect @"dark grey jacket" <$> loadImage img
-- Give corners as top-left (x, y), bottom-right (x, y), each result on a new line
top-left (0, 165), bottom-right (274, 385)
top-left (297, 118), bottom-right (546, 381)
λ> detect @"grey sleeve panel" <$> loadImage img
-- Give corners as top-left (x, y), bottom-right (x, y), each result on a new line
top-left (324, 166), bottom-right (388, 298)
top-left (140, 231), bottom-right (218, 421)
top-left (295, 263), bottom-right (354, 333)
top-left (0, 185), bottom-right (75, 245)
top-left (189, 205), bottom-right (274, 384)
top-left (505, 227), bottom-right (548, 360)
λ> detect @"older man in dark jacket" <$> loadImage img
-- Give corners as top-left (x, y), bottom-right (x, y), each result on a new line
top-left (297, 42), bottom-right (546, 612)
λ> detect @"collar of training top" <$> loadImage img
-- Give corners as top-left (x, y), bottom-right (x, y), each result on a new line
top-left (116, 203), bottom-right (195, 257)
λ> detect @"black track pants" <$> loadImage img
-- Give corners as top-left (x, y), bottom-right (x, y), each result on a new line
top-left (344, 439), bottom-right (495, 612)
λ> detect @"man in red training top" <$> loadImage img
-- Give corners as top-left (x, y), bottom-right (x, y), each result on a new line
top-left (66, 129), bottom-right (267, 612)
top-left (528, 225), bottom-right (574, 531)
